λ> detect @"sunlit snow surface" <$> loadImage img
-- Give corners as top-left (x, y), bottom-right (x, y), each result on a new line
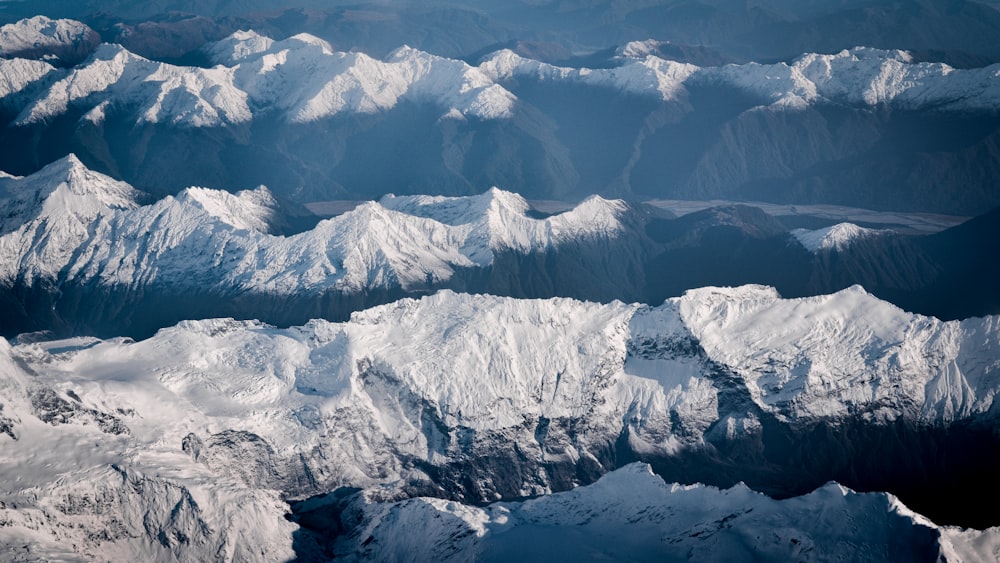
top-left (1, 287), bottom-right (999, 559)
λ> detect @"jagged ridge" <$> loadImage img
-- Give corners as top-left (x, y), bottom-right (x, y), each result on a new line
top-left (4, 28), bottom-right (999, 129)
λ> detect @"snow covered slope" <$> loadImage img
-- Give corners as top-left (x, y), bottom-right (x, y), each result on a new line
top-left (0, 57), bottom-right (56, 103)
top-left (15, 30), bottom-right (516, 127)
top-left (0, 156), bottom-right (626, 294)
top-left (16, 42), bottom-right (252, 127)
top-left (1, 287), bottom-right (998, 558)
top-left (479, 48), bottom-right (698, 102)
top-left (0, 336), bottom-right (298, 561)
top-left (336, 462), bottom-right (998, 562)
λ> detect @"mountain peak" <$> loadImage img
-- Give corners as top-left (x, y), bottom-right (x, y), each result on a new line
top-left (0, 156), bottom-right (141, 232)
top-left (282, 33), bottom-right (334, 55)
top-left (204, 29), bottom-right (274, 65)
top-left (791, 223), bottom-right (887, 252)
top-left (175, 185), bottom-right (278, 233)
top-left (0, 15), bottom-right (99, 64)
top-left (379, 188), bottom-right (529, 227)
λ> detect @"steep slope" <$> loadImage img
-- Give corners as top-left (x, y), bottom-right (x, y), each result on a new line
top-left (0, 155), bottom-right (142, 278)
top-left (15, 42), bottom-right (252, 127)
top-left (0, 58), bottom-right (57, 109)
top-left (905, 205), bottom-right (1000, 320)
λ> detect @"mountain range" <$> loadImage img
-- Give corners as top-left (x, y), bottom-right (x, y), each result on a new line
top-left (0, 18), bottom-right (999, 214)
top-left (1, 155), bottom-right (997, 338)
top-left (1, 7), bottom-right (999, 561)
top-left (1, 286), bottom-right (999, 559)
top-left (6, 0), bottom-right (1000, 68)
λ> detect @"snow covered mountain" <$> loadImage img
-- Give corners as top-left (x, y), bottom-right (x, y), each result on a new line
top-left (14, 30), bottom-right (517, 127)
top-left (0, 16), bottom-right (98, 64)
top-left (1, 287), bottom-right (999, 558)
top-left (487, 44), bottom-right (1000, 111)
top-left (1, 27), bottom-right (999, 213)
top-left (334, 463), bottom-right (996, 562)
top-left (0, 155), bottom-right (645, 336)
top-left (791, 222), bottom-right (890, 252)
top-left (9, 30), bottom-right (1000, 128)
top-left (2, 156), bottom-right (997, 337)
top-left (0, 157), bottom-right (627, 290)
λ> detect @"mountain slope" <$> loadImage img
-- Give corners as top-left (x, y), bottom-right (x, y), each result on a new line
top-left (0, 15), bottom-right (98, 64)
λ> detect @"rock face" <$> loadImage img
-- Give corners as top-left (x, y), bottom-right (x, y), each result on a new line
top-left (2, 287), bottom-right (1000, 560)
top-left (0, 29), bottom-right (999, 213)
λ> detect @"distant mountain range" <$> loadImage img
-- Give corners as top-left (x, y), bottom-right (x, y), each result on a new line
top-left (5, 0), bottom-right (1000, 67)
top-left (0, 18), bottom-right (999, 215)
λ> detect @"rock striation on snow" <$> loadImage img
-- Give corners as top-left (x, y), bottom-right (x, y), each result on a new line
top-left (0, 57), bottom-right (57, 104)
